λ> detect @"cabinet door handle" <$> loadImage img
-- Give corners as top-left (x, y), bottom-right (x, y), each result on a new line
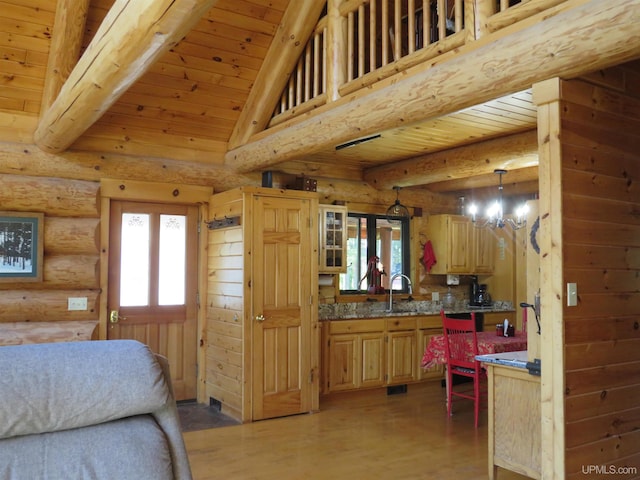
top-left (255, 314), bottom-right (265, 322)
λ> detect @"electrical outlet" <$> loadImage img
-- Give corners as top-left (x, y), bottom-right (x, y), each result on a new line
top-left (566, 283), bottom-right (577, 307)
top-left (68, 297), bottom-right (88, 311)
top-left (432, 292), bottom-right (440, 302)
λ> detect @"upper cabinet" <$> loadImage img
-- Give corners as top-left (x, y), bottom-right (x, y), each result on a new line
top-left (424, 215), bottom-right (494, 275)
top-left (319, 205), bottom-right (348, 273)
top-left (472, 225), bottom-right (495, 274)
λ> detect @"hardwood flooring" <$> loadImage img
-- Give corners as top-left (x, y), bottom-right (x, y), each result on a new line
top-left (184, 381), bottom-right (532, 479)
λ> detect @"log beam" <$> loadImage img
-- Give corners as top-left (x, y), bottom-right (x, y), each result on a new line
top-left (426, 167), bottom-right (539, 195)
top-left (34, 0), bottom-right (219, 153)
top-left (40, 0), bottom-right (90, 112)
top-left (364, 130), bottom-right (538, 190)
top-left (225, 0), bottom-right (640, 174)
top-left (227, 0), bottom-right (326, 150)
top-left (0, 141), bottom-right (257, 189)
top-left (0, 321), bottom-right (98, 346)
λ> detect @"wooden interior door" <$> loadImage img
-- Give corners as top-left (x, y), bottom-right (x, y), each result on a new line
top-left (108, 200), bottom-right (198, 400)
top-left (251, 195), bottom-right (313, 420)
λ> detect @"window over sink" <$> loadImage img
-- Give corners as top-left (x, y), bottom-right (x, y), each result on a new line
top-left (339, 213), bottom-right (410, 294)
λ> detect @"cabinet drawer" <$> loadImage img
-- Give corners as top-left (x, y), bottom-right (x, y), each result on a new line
top-left (329, 319), bottom-right (385, 334)
top-left (385, 317), bottom-right (417, 331)
top-left (416, 315), bottom-right (442, 330)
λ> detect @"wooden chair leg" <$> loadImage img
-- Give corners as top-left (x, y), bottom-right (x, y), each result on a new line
top-left (474, 374), bottom-right (480, 428)
top-left (447, 370), bottom-right (453, 417)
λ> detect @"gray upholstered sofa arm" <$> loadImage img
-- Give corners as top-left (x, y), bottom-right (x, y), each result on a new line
top-left (0, 340), bottom-right (192, 479)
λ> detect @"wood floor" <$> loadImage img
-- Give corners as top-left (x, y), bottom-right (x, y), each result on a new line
top-left (184, 381), bottom-right (532, 479)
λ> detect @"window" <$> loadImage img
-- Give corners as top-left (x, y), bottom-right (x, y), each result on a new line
top-left (119, 212), bottom-right (187, 307)
top-left (339, 213), bottom-right (410, 294)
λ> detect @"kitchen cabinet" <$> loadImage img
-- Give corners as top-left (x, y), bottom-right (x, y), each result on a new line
top-left (424, 215), bottom-right (494, 275)
top-left (206, 187), bottom-right (319, 422)
top-left (319, 204), bottom-right (348, 273)
top-left (386, 318), bottom-right (417, 384)
top-left (322, 316), bottom-right (444, 393)
top-left (417, 316), bottom-right (445, 380)
top-left (472, 225), bottom-right (495, 274)
top-left (325, 319), bottom-right (385, 392)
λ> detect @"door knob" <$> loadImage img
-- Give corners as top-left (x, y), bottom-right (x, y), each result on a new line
top-left (255, 314), bottom-right (265, 322)
top-left (109, 310), bottom-right (126, 324)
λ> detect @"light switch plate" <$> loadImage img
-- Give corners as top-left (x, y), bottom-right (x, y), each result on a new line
top-left (432, 292), bottom-right (440, 302)
top-left (567, 283), bottom-right (577, 307)
top-left (68, 297), bottom-right (88, 311)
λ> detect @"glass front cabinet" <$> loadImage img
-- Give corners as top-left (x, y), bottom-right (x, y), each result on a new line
top-left (319, 205), bottom-right (348, 273)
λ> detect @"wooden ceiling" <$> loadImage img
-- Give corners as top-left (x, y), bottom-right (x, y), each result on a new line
top-left (3, 0), bottom-right (639, 199)
top-left (78, 0), bottom-right (291, 161)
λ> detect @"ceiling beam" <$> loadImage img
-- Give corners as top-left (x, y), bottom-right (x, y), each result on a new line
top-left (227, 0), bottom-right (326, 150)
top-left (364, 130), bottom-right (538, 190)
top-left (40, 0), bottom-right (90, 112)
top-left (34, 0), bottom-right (219, 153)
top-left (426, 166), bottom-right (539, 194)
top-left (225, 0), bottom-right (640, 173)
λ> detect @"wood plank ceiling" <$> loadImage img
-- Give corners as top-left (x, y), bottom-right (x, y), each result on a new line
top-left (75, 0), bottom-right (291, 162)
top-left (2, 0), bottom-right (545, 197)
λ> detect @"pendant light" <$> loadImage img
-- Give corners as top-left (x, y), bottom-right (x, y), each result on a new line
top-left (386, 186), bottom-right (410, 222)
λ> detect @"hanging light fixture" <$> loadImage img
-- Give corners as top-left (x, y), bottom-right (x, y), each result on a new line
top-left (386, 186), bottom-right (410, 222)
top-left (468, 169), bottom-right (529, 230)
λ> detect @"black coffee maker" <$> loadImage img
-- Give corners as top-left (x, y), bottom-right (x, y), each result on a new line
top-left (469, 276), bottom-right (492, 306)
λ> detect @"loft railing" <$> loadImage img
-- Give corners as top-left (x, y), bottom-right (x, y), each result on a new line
top-left (273, 22), bottom-right (328, 120)
top-left (270, 0), bottom-right (568, 126)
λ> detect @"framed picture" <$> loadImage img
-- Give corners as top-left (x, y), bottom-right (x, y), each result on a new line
top-left (0, 212), bottom-right (44, 282)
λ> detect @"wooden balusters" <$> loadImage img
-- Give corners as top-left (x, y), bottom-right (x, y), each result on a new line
top-left (273, 26), bottom-right (327, 117)
top-left (422, 0), bottom-right (431, 46)
top-left (454, 0), bottom-right (463, 32)
top-left (359, 4), bottom-right (366, 75)
top-left (270, 0), bottom-right (537, 122)
top-left (369, 0), bottom-right (377, 72)
top-left (381, 1), bottom-right (390, 65)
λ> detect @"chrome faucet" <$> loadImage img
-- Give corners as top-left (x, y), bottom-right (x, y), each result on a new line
top-left (387, 273), bottom-right (413, 312)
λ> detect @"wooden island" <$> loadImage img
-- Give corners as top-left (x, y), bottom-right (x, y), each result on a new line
top-left (478, 351), bottom-right (541, 480)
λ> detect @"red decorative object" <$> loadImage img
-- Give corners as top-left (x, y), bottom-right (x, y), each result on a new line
top-left (422, 240), bottom-right (437, 272)
top-left (361, 255), bottom-right (386, 294)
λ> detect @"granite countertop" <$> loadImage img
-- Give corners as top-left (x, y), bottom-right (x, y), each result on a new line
top-left (319, 300), bottom-right (515, 320)
top-left (476, 350), bottom-right (529, 369)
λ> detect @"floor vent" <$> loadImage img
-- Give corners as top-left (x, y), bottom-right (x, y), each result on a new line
top-left (209, 397), bottom-right (222, 411)
top-left (387, 384), bottom-right (407, 395)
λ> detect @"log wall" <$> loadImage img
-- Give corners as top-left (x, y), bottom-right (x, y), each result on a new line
top-left (558, 67), bottom-right (640, 478)
top-left (0, 173), bottom-right (100, 343)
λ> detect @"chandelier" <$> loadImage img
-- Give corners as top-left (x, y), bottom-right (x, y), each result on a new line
top-left (468, 169), bottom-right (529, 230)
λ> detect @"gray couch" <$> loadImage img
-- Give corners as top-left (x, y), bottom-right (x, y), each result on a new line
top-left (0, 340), bottom-right (192, 479)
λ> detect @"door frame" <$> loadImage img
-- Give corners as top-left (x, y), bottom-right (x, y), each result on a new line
top-left (99, 179), bottom-right (212, 402)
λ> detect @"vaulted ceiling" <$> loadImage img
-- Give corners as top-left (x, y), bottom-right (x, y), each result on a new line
top-left (3, 0), bottom-right (639, 201)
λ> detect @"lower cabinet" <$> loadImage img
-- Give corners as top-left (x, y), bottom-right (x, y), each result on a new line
top-left (327, 332), bottom-right (386, 391)
top-left (386, 318), bottom-right (417, 385)
top-left (324, 319), bottom-right (385, 392)
top-left (417, 328), bottom-right (445, 381)
top-left (323, 316), bottom-right (444, 393)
